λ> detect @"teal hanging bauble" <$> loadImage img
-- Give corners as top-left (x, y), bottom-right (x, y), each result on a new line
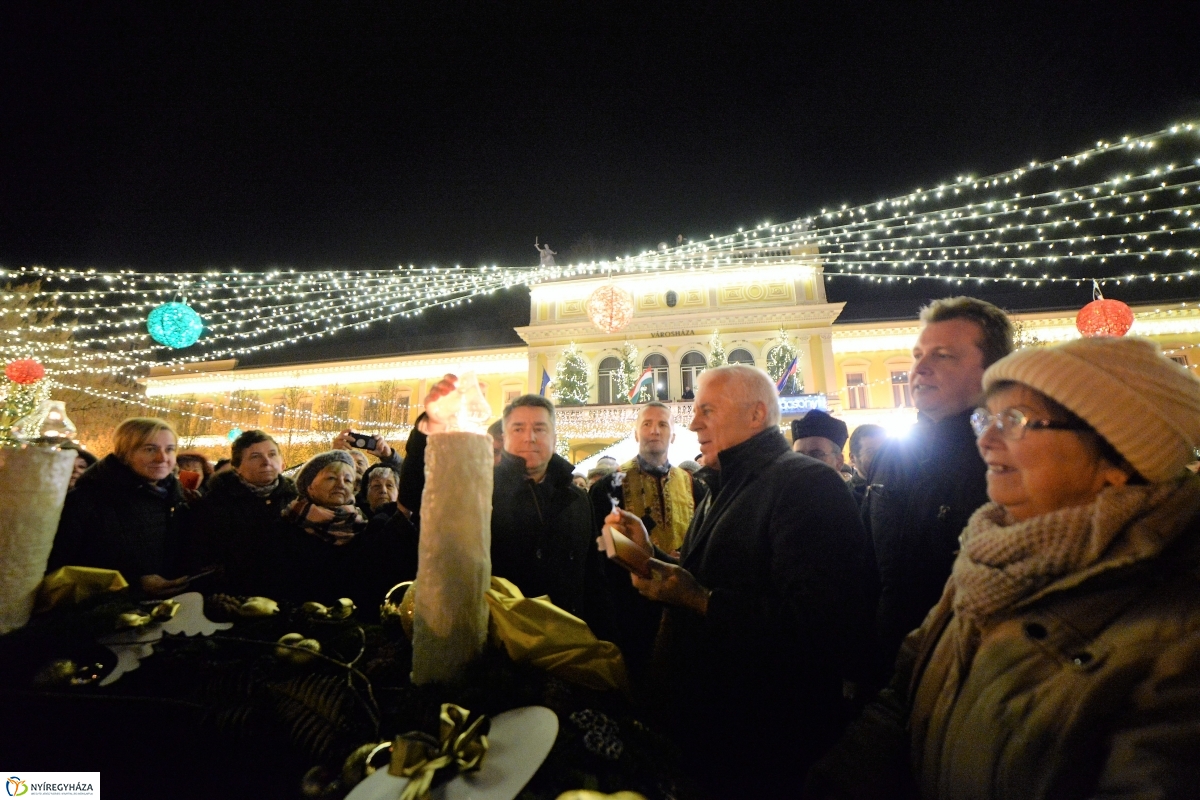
top-left (147, 302), bottom-right (204, 348)
top-left (227, 427), bottom-right (242, 442)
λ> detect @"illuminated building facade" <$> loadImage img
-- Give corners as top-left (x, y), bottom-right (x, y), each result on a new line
top-left (142, 255), bottom-right (1200, 462)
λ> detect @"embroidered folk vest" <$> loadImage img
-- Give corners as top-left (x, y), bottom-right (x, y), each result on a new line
top-left (618, 459), bottom-right (696, 554)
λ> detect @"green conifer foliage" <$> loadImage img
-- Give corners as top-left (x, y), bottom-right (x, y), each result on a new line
top-left (708, 330), bottom-right (726, 368)
top-left (552, 343), bottom-right (591, 406)
top-left (615, 342), bottom-right (639, 404)
top-left (766, 328), bottom-right (802, 395)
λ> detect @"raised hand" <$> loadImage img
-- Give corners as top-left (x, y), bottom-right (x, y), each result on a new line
top-left (422, 374), bottom-right (459, 433)
top-left (603, 506), bottom-right (653, 554)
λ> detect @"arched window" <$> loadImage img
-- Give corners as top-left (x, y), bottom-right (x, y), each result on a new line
top-left (642, 353), bottom-right (669, 401)
top-left (681, 351), bottom-right (707, 399)
top-left (196, 403), bottom-right (214, 436)
top-left (362, 396), bottom-right (380, 424)
top-left (598, 356), bottom-right (622, 405)
top-left (297, 400), bottom-right (313, 430)
top-left (727, 348), bottom-right (755, 366)
top-left (272, 402), bottom-right (288, 429)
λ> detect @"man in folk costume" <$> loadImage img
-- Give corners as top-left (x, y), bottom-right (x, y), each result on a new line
top-left (592, 401), bottom-right (700, 555)
top-left (589, 401), bottom-right (703, 678)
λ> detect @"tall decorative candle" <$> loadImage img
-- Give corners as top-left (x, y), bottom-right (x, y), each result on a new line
top-left (410, 430), bottom-right (493, 684)
top-left (0, 447), bottom-right (76, 633)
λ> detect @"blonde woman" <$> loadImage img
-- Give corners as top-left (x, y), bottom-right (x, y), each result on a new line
top-left (49, 418), bottom-right (191, 597)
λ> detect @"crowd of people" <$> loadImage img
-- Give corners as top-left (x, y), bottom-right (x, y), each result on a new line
top-left (41, 295), bottom-right (1200, 798)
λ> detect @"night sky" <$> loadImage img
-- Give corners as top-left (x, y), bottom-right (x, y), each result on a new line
top-left (3, 2), bottom-right (1199, 362)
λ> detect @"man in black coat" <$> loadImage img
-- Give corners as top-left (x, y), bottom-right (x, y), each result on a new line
top-left (862, 297), bottom-right (1014, 675)
top-left (606, 365), bottom-right (872, 795)
top-left (184, 430), bottom-right (297, 595)
top-left (402, 391), bottom-right (615, 640)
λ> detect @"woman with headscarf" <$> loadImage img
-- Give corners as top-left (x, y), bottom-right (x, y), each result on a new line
top-left (270, 450), bottom-right (415, 615)
top-left (60, 441), bottom-right (98, 491)
top-left (354, 462), bottom-right (402, 522)
top-left (175, 450), bottom-right (214, 495)
top-left (49, 418), bottom-right (191, 596)
top-left (807, 337), bottom-right (1200, 800)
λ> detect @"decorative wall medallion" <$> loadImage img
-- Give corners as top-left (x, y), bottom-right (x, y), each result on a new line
top-left (681, 288), bottom-right (706, 307)
top-left (559, 299), bottom-right (586, 318)
top-left (718, 281), bottom-right (793, 305)
top-left (637, 293), bottom-right (662, 311)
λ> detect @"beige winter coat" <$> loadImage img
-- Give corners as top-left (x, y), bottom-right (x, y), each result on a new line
top-left (808, 476), bottom-right (1200, 799)
top-left (904, 478), bottom-right (1200, 799)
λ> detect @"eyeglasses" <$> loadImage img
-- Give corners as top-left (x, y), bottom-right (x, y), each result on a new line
top-left (970, 407), bottom-right (1091, 440)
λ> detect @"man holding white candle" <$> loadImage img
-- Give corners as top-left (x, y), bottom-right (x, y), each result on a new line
top-left (605, 365), bottom-right (871, 795)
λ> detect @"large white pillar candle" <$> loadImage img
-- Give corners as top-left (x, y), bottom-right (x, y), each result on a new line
top-left (0, 447), bottom-right (76, 633)
top-left (410, 431), bottom-right (493, 684)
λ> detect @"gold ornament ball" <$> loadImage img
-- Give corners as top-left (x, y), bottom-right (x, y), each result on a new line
top-left (380, 581), bottom-right (416, 640)
top-left (238, 596), bottom-right (280, 617)
top-left (276, 632), bottom-right (306, 658)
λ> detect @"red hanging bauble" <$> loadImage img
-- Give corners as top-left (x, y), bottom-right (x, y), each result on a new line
top-left (1076, 298), bottom-right (1134, 337)
top-left (5, 358), bottom-right (45, 385)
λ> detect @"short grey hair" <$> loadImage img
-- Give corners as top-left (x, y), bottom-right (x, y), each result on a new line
top-left (636, 401), bottom-right (672, 426)
top-left (697, 365), bottom-right (781, 427)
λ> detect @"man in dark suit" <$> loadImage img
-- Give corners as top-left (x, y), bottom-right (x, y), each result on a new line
top-left (606, 365), bottom-right (871, 795)
top-left (402, 388), bottom-right (615, 640)
top-left (862, 297), bottom-right (1013, 675)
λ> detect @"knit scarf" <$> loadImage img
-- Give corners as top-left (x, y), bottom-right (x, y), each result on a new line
top-left (283, 498), bottom-right (367, 545)
top-left (236, 472), bottom-right (280, 498)
top-left (948, 478), bottom-right (1198, 666)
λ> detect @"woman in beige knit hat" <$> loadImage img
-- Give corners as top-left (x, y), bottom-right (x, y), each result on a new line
top-left (808, 336), bottom-right (1200, 800)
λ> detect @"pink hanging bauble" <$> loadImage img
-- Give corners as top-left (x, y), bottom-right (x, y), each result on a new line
top-left (5, 358), bottom-right (45, 385)
top-left (1076, 298), bottom-right (1134, 337)
top-left (586, 285), bottom-right (635, 333)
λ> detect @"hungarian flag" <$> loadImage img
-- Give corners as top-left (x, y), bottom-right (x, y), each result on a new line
top-left (775, 357), bottom-right (799, 394)
top-left (627, 368), bottom-right (655, 402)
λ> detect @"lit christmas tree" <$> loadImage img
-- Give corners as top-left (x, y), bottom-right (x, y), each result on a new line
top-left (708, 330), bottom-right (726, 368)
top-left (552, 344), bottom-right (591, 406)
top-left (615, 342), bottom-right (639, 404)
top-left (767, 328), bottom-right (802, 395)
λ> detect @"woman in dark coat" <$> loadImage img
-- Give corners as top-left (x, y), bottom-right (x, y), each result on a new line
top-left (49, 417), bottom-right (190, 596)
top-left (354, 462), bottom-right (401, 522)
top-left (60, 441), bottom-right (98, 491)
top-left (270, 450), bottom-right (416, 616)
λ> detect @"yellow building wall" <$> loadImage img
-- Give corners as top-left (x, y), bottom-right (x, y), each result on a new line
top-left (832, 331), bottom-right (1200, 424)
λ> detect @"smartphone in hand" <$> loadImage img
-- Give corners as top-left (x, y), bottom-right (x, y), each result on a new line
top-left (347, 432), bottom-right (379, 451)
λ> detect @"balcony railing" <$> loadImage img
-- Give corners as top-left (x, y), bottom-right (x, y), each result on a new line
top-left (554, 394), bottom-right (830, 439)
top-left (554, 402), bottom-right (694, 440)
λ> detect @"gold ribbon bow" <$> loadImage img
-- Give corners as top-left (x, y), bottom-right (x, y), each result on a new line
top-left (389, 703), bottom-right (489, 800)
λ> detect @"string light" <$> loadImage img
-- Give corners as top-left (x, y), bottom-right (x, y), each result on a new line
top-left (1, 120), bottom-right (1197, 431)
